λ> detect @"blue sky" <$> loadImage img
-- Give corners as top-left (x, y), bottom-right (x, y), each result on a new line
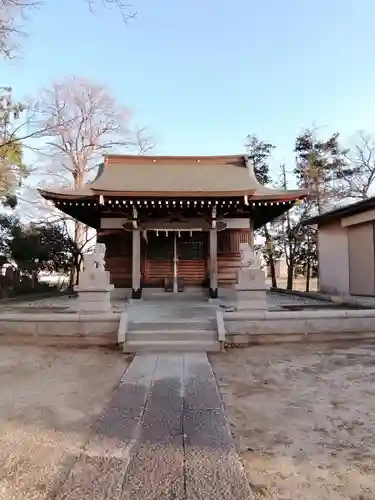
top-left (3, 0), bottom-right (375, 171)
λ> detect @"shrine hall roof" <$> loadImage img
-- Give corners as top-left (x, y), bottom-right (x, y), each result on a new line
top-left (39, 154), bottom-right (307, 201)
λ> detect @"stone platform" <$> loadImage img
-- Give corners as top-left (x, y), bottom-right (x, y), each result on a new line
top-left (2, 292), bottom-right (375, 349)
top-left (52, 353), bottom-right (254, 500)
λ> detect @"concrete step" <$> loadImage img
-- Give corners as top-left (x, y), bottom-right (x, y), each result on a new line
top-left (129, 320), bottom-right (215, 332)
top-left (127, 329), bottom-right (217, 342)
top-left (123, 339), bottom-right (221, 353)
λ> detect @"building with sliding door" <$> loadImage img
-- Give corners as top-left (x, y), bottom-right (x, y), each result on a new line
top-left (304, 196), bottom-right (375, 297)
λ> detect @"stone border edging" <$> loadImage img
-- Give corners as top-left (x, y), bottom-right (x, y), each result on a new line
top-left (271, 287), bottom-right (375, 308)
top-left (271, 287), bottom-right (334, 301)
top-left (0, 312), bottom-right (121, 321)
top-left (224, 309), bottom-right (375, 320)
top-left (0, 290), bottom-right (76, 304)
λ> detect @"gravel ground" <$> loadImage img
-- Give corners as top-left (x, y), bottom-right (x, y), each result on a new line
top-left (0, 346), bottom-right (129, 500)
top-left (210, 343), bottom-right (375, 500)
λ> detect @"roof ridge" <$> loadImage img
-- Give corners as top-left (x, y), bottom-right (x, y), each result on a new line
top-left (104, 154), bottom-right (247, 165)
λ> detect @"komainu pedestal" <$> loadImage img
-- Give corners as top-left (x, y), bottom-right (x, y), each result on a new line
top-left (74, 243), bottom-right (114, 313)
top-left (235, 243), bottom-right (268, 310)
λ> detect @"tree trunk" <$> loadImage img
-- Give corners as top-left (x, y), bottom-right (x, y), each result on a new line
top-left (264, 225), bottom-right (277, 288)
top-left (305, 259), bottom-right (311, 292)
top-left (286, 259), bottom-right (294, 289)
top-left (68, 265), bottom-right (75, 290)
top-left (268, 257), bottom-right (277, 288)
top-left (75, 263), bottom-right (80, 286)
top-left (75, 220), bottom-right (86, 249)
top-left (75, 254), bottom-right (83, 286)
top-left (31, 270), bottom-right (38, 290)
top-left (69, 253), bottom-right (82, 289)
top-left (74, 168), bottom-right (87, 252)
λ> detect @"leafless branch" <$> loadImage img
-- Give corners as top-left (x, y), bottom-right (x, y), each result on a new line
top-left (0, 0), bottom-right (40, 58)
top-left (0, 0), bottom-right (136, 59)
top-left (34, 75), bottom-right (135, 187)
top-left (130, 126), bottom-right (156, 154)
top-left (29, 75), bottom-right (155, 246)
top-left (85, 0), bottom-right (136, 22)
top-left (342, 130), bottom-right (375, 199)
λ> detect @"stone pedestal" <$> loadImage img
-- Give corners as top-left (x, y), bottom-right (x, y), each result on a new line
top-left (74, 284), bottom-right (114, 312)
top-left (235, 268), bottom-right (268, 310)
top-left (74, 243), bottom-right (114, 313)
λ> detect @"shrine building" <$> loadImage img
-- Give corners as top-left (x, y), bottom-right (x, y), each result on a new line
top-left (39, 154), bottom-right (306, 299)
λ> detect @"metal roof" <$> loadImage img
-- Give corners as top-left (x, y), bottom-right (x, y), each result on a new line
top-left (302, 197), bottom-right (375, 226)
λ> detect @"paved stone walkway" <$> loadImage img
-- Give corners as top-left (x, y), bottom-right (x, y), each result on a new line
top-left (53, 353), bottom-right (253, 500)
top-left (128, 299), bottom-right (216, 322)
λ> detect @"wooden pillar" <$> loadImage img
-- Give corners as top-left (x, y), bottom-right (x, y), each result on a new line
top-left (209, 228), bottom-right (218, 298)
top-left (132, 229), bottom-right (141, 298)
top-left (173, 231), bottom-right (178, 293)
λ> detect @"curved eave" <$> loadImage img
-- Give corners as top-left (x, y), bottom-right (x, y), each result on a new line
top-left (251, 189), bottom-right (308, 202)
top-left (38, 188), bottom-right (95, 201)
top-left (38, 187), bottom-right (308, 202)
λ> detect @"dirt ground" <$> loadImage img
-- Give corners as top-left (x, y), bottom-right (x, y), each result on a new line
top-left (0, 346), bottom-right (129, 500)
top-left (266, 277), bottom-right (318, 292)
top-left (210, 343), bottom-right (375, 500)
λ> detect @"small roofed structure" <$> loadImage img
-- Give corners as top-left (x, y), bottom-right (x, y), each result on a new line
top-left (40, 154), bottom-right (307, 299)
top-left (303, 196), bottom-right (375, 297)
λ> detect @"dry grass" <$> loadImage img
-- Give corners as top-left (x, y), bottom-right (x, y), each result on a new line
top-left (0, 346), bottom-right (129, 500)
top-left (211, 344), bottom-right (375, 500)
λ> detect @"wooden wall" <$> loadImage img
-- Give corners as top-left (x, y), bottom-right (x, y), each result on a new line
top-left (143, 260), bottom-right (173, 286)
top-left (143, 260), bottom-right (207, 286)
top-left (217, 229), bottom-right (251, 286)
top-left (98, 230), bottom-right (132, 288)
top-left (143, 232), bottom-right (207, 287)
top-left (99, 228), bottom-right (252, 289)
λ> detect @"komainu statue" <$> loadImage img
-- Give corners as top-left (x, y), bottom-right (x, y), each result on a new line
top-left (92, 242), bottom-right (106, 270)
top-left (239, 243), bottom-right (262, 269)
top-left (80, 243), bottom-right (110, 287)
top-left (74, 242), bottom-right (113, 312)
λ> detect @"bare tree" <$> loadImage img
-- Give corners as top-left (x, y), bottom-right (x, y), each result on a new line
top-left (0, 0), bottom-right (135, 59)
top-left (34, 75), bottom-right (136, 246)
top-left (0, 0), bottom-right (37, 58)
top-left (339, 131), bottom-right (375, 200)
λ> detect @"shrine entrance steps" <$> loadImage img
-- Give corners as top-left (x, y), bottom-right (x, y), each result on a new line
top-left (123, 319), bottom-right (219, 353)
top-left (123, 295), bottom-right (220, 353)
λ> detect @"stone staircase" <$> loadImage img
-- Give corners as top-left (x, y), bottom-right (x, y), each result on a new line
top-left (123, 318), bottom-right (220, 353)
